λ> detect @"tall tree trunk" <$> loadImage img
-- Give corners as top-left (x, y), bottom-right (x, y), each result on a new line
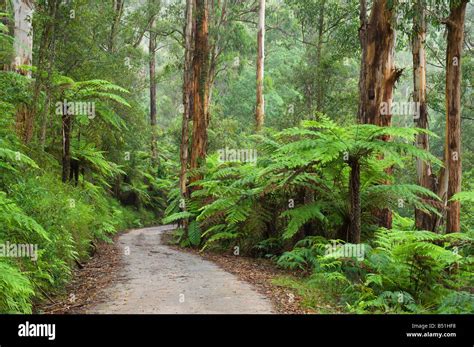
top-left (354, 0), bottom-right (367, 237)
top-left (412, 0), bottom-right (433, 231)
top-left (1, 0), bottom-right (11, 71)
top-left (361, 0), bottom-right (399, 126)
top-left (444, 0), bottom-right (467, 233)
top-left (206, 0), bottom-right (229, 127)
top-left (349, 157), bottom-right (361, 243)
top-left (315, 0), bottom-right (325, 112)
top-left (37, 0), bottom-right (60, 148)
top-left (179, 0), bottom-right (194, 198)
top-left (149, 10), bottom-right (158, 165)
top-left (255, 0), bottom-right (265, 131)
top-left (109, 0), bottom-right (124, 53)
top-left (12, 0), bottom-right (34, 143)
top-left (361, 0), bottom-right (400, 229)
top-left (39, 90), bottom-right (51, 148)
top-left (61, 105), bottom-right (72, 183)
top-left (431, 163), bottom-right (449, 231)
top-left (11, 0), bottom-right (33, 74)
top-left (357, 0), bottom-right (368, 123)
top-left (189, 0), bottom-right (210, 185)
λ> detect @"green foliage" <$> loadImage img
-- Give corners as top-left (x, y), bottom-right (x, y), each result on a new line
top-left (0, 165), bottom-right (151, 313)
top-left (0, 69), bottom-right (159, 313)
top-left (188, 221), bottom-right (201, 247)
top-left (0, 261), bottom-right (34, 314)
top-left (1, 0), bottom-right (472, 317)
top-left (451, 191), bottom-right (474, 203)
top-left (274, 229), bottom-right (473, 313)
top-left (350, 229), bottom-right (473, 313)
top-left (281, 203), bottom-right (326, 239)
top-left (72, 141), bottom-right (125, 180)
top-left (165, 119), bottom-right (443, 252)
top-left (162, 211), bottom-right (194, 224)
top-left (167, 118), bottom-right (472, 314)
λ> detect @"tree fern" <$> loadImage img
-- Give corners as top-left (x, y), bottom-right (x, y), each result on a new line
top-left (451, 191), bottom-right (474, 203)
top-left (281, 203), bottom-right (326, 239)
top-left (162, 211), bottom-right (195, 224)
top-left (188, 220), bottom-right (201, 246)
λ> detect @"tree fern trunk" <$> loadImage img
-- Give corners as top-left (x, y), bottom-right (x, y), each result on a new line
top-left (349, 157), bottom-right (361, 244)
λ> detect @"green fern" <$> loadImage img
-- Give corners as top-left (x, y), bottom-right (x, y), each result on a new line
top-left (451, 191), bottom-right (474, 203)
top-left (188, 221), bottom-right (201, 246)
top-left (162, 211), bottom-right (195, 224)
top-left (0, 261), bottom-right (34, 313)
top-left (281, 203), bottom-right (326, 239)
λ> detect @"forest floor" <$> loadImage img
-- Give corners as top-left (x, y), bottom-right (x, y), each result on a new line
top-left (38, 225), bottom-right (313, 314)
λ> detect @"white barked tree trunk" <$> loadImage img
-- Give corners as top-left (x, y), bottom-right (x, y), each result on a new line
top-left (12, 0), bottom-right (34, 76)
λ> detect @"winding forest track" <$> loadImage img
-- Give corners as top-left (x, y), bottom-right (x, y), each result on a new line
top-left (86, 225), bottom-right (274, 314)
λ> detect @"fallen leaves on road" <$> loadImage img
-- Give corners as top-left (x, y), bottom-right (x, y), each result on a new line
top-left (163, 233), bottom-right (314, 314)
top-left (199, 252), bottom-right (315, 314)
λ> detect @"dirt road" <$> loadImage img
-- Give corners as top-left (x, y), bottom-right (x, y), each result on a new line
top-left (86, 225), bottom-right (274, 314)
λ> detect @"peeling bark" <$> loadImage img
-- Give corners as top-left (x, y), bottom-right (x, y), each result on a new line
top-left (189, 0), bottom-right (210, 186)
top-left (360, 0), bottom-right (400, 229)
top-left (412, 0), bottom-right (433, 231)
top-left (445, 0), bottom-right (467, 233)
top-left (179, 0), bottom-right (194, 198)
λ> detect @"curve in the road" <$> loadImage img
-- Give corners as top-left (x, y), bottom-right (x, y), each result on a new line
top-left (86, 225), bottom-right (274, 314)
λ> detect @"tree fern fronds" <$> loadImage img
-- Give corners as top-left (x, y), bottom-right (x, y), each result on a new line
top-left (73, 79), bottom-right (130, 94)
top-left (450, 191), bottom-right (474, 203)
top-left (188, 221), bottom-right (201, 246)
top-left (162, 211), bottom-right (195, 224)
top-left (0, 148), bottom-right (39, 171)
top-left (281, 202), bottom-right (326, 239)
top-left (76, 91), bottom-right (131, 108)
top-left (0, 261), bottom-right (34, 313)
